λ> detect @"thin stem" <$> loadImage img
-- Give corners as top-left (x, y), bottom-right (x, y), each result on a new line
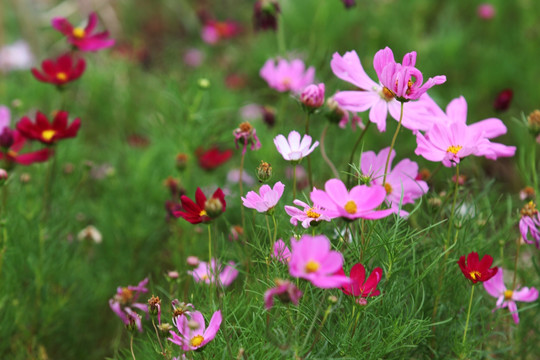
top-left (41, 145), bottom-right (57, 221)
top-left (462, 285), bottom-right (476, 345)
top-left (305, 113), bottom-right (313, 189)
top-left (277, 14), bottom-right (285, 54)
top-left (320, 124), bottom-right (339, 179)
top-left (265, 215), bottom-right (272, 242)
top-left (239, 152), bottom-right (246, 234)
top-left (347, 121), bottom-right (372, 187)
top-left (445, 164), bottom-right (461, 250)
top-left (382, 102), bottom-right (404, 185)
top-left (271, 213), bottom-right (278, 243)
top-left (151, 319), bottom-right (165, 357)
top-left (208, 225), bottom-right (212, 267)
top-left (512, 235), bottom-right (522, 290)
top-left (292, 163), bottom-right (297, 200)
top-left (130, 334), bottom-right (136, 360)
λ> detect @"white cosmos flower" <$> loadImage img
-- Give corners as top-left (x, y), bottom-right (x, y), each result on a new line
top-left (273, 130), bottom-right (319, 161)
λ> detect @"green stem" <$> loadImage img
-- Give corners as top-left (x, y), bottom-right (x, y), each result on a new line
top-left (130, 334), bottom-right (136, 360)
top-left (320, 124), bottom-right (339, 178)
top-left (382, 102), bottom-right (404, 186)
top-left (239, 152), bottom-right (246, 234)
top-left (272, 213), bottom-right (278, 243)
top-left (277, 14), bottom-right (285, 54)
top-left (41, 144), bottom-right (57, 221)
top-left (265, 215), bottom-right (272, 242)
top-left (445, 164), bottom-right (460, 250)
top-left (347, 121), bottom-right (372, 187)
top-left (208, 225), bottom-right (212, 267)
top-left (512, 235), bottom-right (521, 290)
top-left (462, 285), bottom-right (476, 345)
top-left (292, 163), bottom-right (297, 200)
top-left (305, 113), bottom-right (313, 189)
top-left (151, 319), bottom-right (165, 357)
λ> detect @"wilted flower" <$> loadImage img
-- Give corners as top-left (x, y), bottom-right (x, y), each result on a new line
top-left (274, 130), bottom-right (319, 162)
top-left (457, 252), bottom-right (498, 284)
top-left (483, 267), bottom-right (538, 323)
top-left (174, 188), bottom-right (226, 224)
top-left (168, 310), bottom-right (222, 351)
top-left (253, 0), bottom-right (280, 32)
top-left (189, 259), bottom-right (238, 287)
top-left (336, 263), bottom-right (382, 303)
top-left (77, 225), bottom-right (102, 244)
top-left (300, 83), bottom-right (325, 110)
top-left (109, 278), bottom-right (149, 332)
top-left (148, 295), bottom-right (162, 324)
top-left (242, 181), bottom-right (284, 213)
top-left (171, 300), bottom-right (194, 327)
top-left (260, 58), bottom-right (315, 94)
top-left (264, 279), bottom-right (302, 310)
top-left (519, 186), bottom-right (535, 201)
top-left (52, 12), bottom-right (115, 51)
top-left (519, 201), bottom-right (540, 248)
top-left (31, 53), bottom-right (85, 87)
top-left (233, 122), bottom-right (261, 156)
top-left (17, 111), bottom-right (81, 145)
top-left (284, 200), bottom-right (331, 228)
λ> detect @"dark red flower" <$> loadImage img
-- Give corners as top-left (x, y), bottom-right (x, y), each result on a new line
top-left (17, 111), bottom-right (81, 145)
top-left (174, 188), bottom-right (226, 224)
top-left (493, 89), bottom-right (513, 112)
top-left (336, 263), bottom-right (382, 298)
top-left (457, 252), bottom-right (498, 284)
top-left (196, 146), bottom-right (233, 170)
top-left (31, 53), bottom-right (86, 86)
top-left (0, 130), bottom-right (52, 167)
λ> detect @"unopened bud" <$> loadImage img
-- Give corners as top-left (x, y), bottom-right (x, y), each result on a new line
top-left (0, 169), bottom-right (7, 185)
top-left (187, 256), bottom-right (200, 266)
top-left (0, 128), bottom-right (14, 149)
top-left (148, 295), bottom-right (161, 316)
top-left (204, 197), bottom-right (223, 218)
top-left (262, 106), bottom-right (276, 127)
top-left (300, 83), bottom-right (325, 111)
top-left (356, 298), bottom-right (368, 306)
top-left (157, 323), bottom-right (173, 333)
top-left (328, 295), bottom-right (338, 304)
top-left (527, 110), bottom-right (540, 136)
top-left (19, 173), bottom-right (31, 184)
top-left (197, 78), bottom-right (211, 90)
top-left (325, 96), bottom-right (346, 124)
top-left (256, 161), bottom-right (273, 183)
top-left (176, 153), bottom-right (188, 171)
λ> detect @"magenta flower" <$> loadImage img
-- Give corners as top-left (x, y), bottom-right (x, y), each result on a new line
top-left (273, 131), bottom-right (319, 162)
top-left (483, 268), bottom-right (538, 324)
top-left (360, 147), bottom-right (428, 216)
top-left (109, 278), bottom-right (149, 332)
top-left (242, 181), bottom-right (284, 213)
top-left (288, 234), bottom-right (351, 288)
top-left (336, 263), bottom-right (382, 301)
top-left (284, 199), bottom-right (331, 228)
top-left (373, 46), bottom-right (446, 102)
top-left (331, 50), bottom-right (441, 132)
top-left (52, 12), bottom-right (115, 52)
top-left (264, 279), bottom-right (302, 310)
top-left (201, 20), bottom-right (241, 45)
top-left (188, 259), bottom-right (238, 287)
top-left (519, 201), bottom-right (540, 248)
top-left (310, 179), bottom-right (393, 220)
top-left (169, 310), bottom-right (222, 351)
top-left (478, 4), bottom-right (496, 20)
top-left (300, 83), bottom-right (325, 109)
top-left (260, 58), bottom-right (315, 93)
top-left (272, 239), bottom-right (291, 263)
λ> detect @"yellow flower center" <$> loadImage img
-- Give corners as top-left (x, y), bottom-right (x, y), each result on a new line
top-left (521, 201), bottom-right (538, 217)
top-left (384, 183), bottom-right (393, 195)
top-left (447, 145), bottom-right (463, 155)
top-left (199, 209), bottom-right (207, 217)
top-left (7, 150), bottom-right (17, 157)
top-left (42, 130), bottom-right (56, 141)
top-left (305, 260), bottom-right (320, 273)
top-left (119, 287), bottom-right (133, 305)
top-left (56, 72), bottom-right (68, 82)
top-left (469, 271), bottom-right (481, 280)
top-left (282, 77), bottom-right (291, 88)
top-left (381, 87), bottom-right (395, 101)
top-left (504, 290), bottom-right (513, 300)
top-left (73, 27), bottom-right (86, 39)
top-left (344, 200), bottom-right (357, 214)
top-left (306, 208), bottom-right (320, 219)
top-left (190, 335), bottom-right (204, 347)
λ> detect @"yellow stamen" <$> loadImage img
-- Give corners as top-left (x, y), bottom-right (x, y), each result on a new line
top-left (469, 271), bottom-right (481, 281)
top-left (7, 150), bottom-right (17, 158)
top-left (282, 77), bottom-right (291, 88)
top-left (306, 208), bottom-right (320, 219)
top-left (384, 183), bottom-right (392, 195)
top-left (73, 27), bottom-right (85, 39)
top-left (56, 72), bottom-right (68, 82)
top-left (521, 201), bottom-right (538, 217)
top-left (42, 130), bottom-right (56, 141)
top-left (447, 145), bottom-right (463, 155)
top-left (305, 260), bottom-right (320, 273)
top-left (190, 335), bottom-right (204, 347)
top-left (344, 200), bottom-right (357, 214)
top-left (504, 290), bottom-right (513, 300)
top-left (199, 209), bottom-right (208, 217)
top-left (381, 86), bottom-right (395, 101)
top-left (119, 287), bottom-right (133, 305)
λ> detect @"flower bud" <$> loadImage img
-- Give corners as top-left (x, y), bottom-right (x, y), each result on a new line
top-left (157, 323), bottom-right (173, 333)
top-left (519, 186), bottom-right (535, 201)
top-left (253, 0), bottom-right (280, 32)
top-left (186, 256), bottom-right (200, 267)
top-left (167, 270), bottom-right (180, 279)
top-left (493, 89), bottom-right (513, 112)
top-left (204, 197), bottom-right (223, 218)
top-left (197, 78), bottom-right (211, 90)
top-left (300, 83), bottom-right (325, 111)
top-left (148, 295), bottom-right (161, 317)
top-left (256, 161), bottom-right (273, 183)
top-left (176, 153), bottom-right (188, 171)
top-left (527, 110), bottom-right (540, 136)
top-left (262, 106), bottom-right (276, 127)
top-left (0, 128), bottom-right (14, 149)
top-left (342, 0), bottom-right (356, 8)
top-left (325, 96), bottom-right (346, 124)
top-left (327, 295), bottom-right (338, 304)
top-left (0, 169), bottom-right (7, 186)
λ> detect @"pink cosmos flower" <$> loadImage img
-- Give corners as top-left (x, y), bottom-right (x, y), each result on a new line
top-left (288, 234), bottom-right (351, 288)
top-left (483, 268), bottom-right (538, 324)
top-left (284, 199), bottom-right (331, 228)
top-left (477, 4), bottom-right (496, 20)
top-left (242, 181), bottom-right (285, 213)
top-left (336, 263), bottom-right (382, 302)
top-left (310, 179), bottom-right (393, 220)
top-left (272, 239), bottom-right (291, 263)
top-left (373, 47), bottom-right (446, 102)
top-left (519, 201), bottom-right (540, 248)
top-left (301, 83), bottom-right (325, 109)
top-left (360, 147), bottom-right (428, 216)
top-left (52, 12), bottom-right (115, 52)
top-left (331, 50), bottom-right (441, 132)
top-left (109, 278), bottom-right (149, 332)
top-left (169, 310), bottom-right (222, 351)
top-left (188, 259), bottom-right (238, 287)
top-left (201, 20), bottom-right (241, 44)
top-left (264, 279), bottom-right (302, 310)
top-left (274, 130), bottom-right (319, 162)
top-left (260, 58), bottom-right (315, 93)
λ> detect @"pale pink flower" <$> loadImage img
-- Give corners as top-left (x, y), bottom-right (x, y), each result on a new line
top-left (260, 58), bottom-right (315, 93)
top-left (360, 147), bottom-right (428, 216)
top-left (169, 310), bottom-right (222, 351)
top-left (242, 181), bottom-right (284, 213)
top-left (331, 50), bottom-right (441, 132)
top-left (109, 278), bottom-right (149, 332)
top-left (272, 239), bottom-right (291, 263)
top-left (0, 40), bottom-right (34, 72)
top-left (310, 179), bottom-right (393, 220)
top-left (186, 256), bottom-right (200, 267)
top-left (483, 268), bottom-right (538, 324)
top-left (264, 279), bottom-right (302, 310)
top-left (284, 199), bottom-right (331, 228)
top-left (189, 259), bottom-right (238, 287)
top-left (477, 4), bottom-right (496, 19)
top-left (373, 46), bottom-right (446, 101)
top-left (183, 48), bottom-right (204, 67)
top-left (274, 130), bottom-right (319, 162)
top-left (288, 234), bottom-right (351, 288)
top-left (301, 83), bottom-right (325, 109)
